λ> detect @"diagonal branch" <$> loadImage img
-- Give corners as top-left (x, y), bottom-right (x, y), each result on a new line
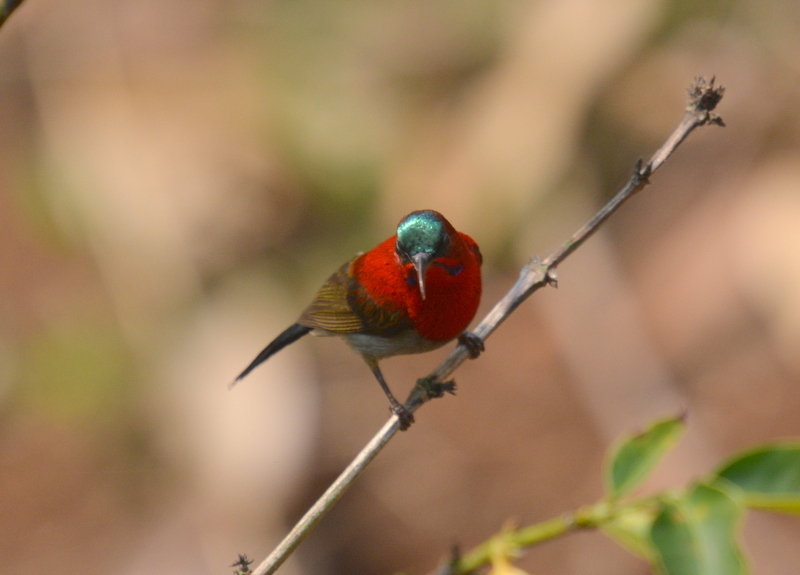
top-left (248, 76), bottom-right (725, 575)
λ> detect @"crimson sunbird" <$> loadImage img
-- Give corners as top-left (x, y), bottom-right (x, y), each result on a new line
top-left (232, 210), bottom-right (483, 429)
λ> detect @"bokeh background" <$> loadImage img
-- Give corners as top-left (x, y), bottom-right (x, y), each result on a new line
top-left (1, 0), bottom-right (799, 573)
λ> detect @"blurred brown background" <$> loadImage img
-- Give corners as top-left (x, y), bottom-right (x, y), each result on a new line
top-left (1, 0), bottom-right (799, 573)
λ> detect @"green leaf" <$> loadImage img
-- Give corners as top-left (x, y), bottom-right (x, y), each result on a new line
top-left (649, 483), bottom-right (747, 575)
top-left (600, 504), bottom-right (659, 561)
top-left (714, 443), bottom-right (800, 513)
top-left (605, 415), bottom-right (686, 500)
top-left (650, 501), bottom-right (698, 575)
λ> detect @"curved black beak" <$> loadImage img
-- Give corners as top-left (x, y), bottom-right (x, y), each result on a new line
top-left (411, 252), bottom-right (433, 300)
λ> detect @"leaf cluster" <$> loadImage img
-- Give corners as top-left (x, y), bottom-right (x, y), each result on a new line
top-left (445, 416), bottom-right (800, 575)
top-left (601, 416), bottom-right (800, 575)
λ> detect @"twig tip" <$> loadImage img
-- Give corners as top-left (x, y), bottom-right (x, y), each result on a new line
top-left (231, 553), bottom-right (254, 575)
top-left (687, 76), bottom-right (725, 114)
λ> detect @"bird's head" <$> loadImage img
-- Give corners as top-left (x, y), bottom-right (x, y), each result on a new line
top-left (395, 210), bottom-right (452, 300)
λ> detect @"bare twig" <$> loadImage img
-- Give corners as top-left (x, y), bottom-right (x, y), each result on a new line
top-left (249, 76), bottom-right (725, 575)
top-left (0, 0), bottom-right (24, 27)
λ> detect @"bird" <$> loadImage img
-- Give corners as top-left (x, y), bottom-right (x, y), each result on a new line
top-left (232, 209), bottom-right (483, 430)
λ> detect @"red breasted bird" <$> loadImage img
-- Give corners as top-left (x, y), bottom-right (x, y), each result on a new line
top-left (232, 210), bottom-right (483, 429)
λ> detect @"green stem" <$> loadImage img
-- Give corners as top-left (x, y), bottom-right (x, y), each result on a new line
top-left (455, 514), bottom-right (569, 572)
top-left (451, 503), bottom-right (618, 574)
top-left (455, 515), bottom-right (570, 573)
top-left (511, 513), bottom-right (575, 547)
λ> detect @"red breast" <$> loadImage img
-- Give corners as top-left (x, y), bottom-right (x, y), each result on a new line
top-left (351, 231), bottom-right (482, 342)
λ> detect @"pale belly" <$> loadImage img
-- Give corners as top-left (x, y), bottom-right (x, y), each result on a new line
top-left (310, 328), bottom-right (450, 360)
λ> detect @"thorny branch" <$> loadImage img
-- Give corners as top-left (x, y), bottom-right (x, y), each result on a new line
top-left (249, 76), bottom-right (725, 575)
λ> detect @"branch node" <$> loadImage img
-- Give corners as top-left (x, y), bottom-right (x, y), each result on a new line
top-left (231, 554), bottom-right (254, 575)
top-left (634, 157), bottom-right (651, 183)
top-left (416, 376), bottom-right (457, 399)
top-left (526, 255), bottom-right (550, 280)
top-left (708, 114), bottom-right (726, 127)
top-left (458, 331), bottom-right (485, 359)
top-left (546, 268), bottom-right (558, 288)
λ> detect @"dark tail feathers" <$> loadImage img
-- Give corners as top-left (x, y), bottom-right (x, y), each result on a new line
top-left (231, 323), bottom-right (312, 386)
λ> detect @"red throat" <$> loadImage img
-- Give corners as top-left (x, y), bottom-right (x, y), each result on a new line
top-left (353, 231), bottom-right (482, 342)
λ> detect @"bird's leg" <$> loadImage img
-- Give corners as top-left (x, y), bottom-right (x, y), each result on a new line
top-left (367, 361), bottom-right (414, 431)
top-left (458, 331), bottom-right (484, 359)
